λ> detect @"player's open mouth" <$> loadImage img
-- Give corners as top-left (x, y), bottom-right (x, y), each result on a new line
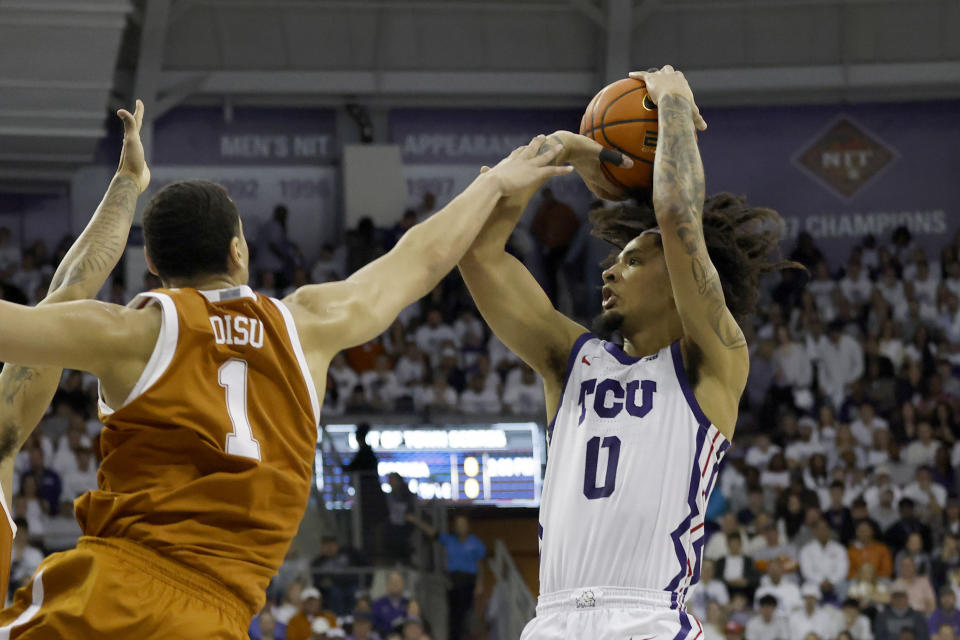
top-left (602, 286), bottom-right (618, 310)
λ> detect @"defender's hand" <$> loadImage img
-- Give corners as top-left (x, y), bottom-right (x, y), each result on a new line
top-left (116, 99), bottom-right (151, 193)
top-left (483, 134), bottom-right (574, 197)
top-left (540, 130), bottom-right (633, 201)
top-left (629, 66), bottom-right (707, 132)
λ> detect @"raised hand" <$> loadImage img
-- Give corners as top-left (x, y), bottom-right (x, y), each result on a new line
top-left (629, 66), bottom-right (707, 132)
top-left (483, 134), bottom-right (574, 197)
top-left (116, 99), bottom-right (151, 193)
top-left (539, 130), bottom-right (633, 201)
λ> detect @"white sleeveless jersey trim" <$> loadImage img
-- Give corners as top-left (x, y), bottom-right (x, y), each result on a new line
top-left (546, 332), bottom-right (596, 446)
top-left (0, 482), bottom-right (15, 538)
top-left (98, 292), bottom-right (179, 416)
top-left (267, 297), bottom-right (321, 428)
top-left (537, 335), bottom-right (730, 605)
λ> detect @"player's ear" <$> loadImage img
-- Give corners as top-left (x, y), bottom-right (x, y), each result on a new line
top-left (229, 236), bottom-right (244, 268)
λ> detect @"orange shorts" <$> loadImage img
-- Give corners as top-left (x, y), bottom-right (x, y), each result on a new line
top-left (0, 536), bottom-right (250, 639)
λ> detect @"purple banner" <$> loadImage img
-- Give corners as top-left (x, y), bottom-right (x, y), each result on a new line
top-left (153, 106), bottom-right (338, 166)
top-left (391, 108), bottom-right (581, 165)
top-left (389, 101), bottom-right (960, 265)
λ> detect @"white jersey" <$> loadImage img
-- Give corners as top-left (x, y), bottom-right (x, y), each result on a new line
top-left (538, 334), bottom-right (730, 610)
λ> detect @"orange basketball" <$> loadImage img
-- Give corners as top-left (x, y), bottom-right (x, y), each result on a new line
top-left (579, 77), bottom-right (658, 191)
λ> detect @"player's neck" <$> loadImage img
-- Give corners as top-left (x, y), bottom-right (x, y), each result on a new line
top-left (164, 274), bottom-right (243, 291)
top-left (621, 320), bottom-right (682, 359)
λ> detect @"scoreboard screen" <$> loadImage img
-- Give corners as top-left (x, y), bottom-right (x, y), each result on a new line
top-left (316, 422), bottom-right (545, 509)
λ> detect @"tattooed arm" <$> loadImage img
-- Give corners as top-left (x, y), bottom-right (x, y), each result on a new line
top-left (631, 67), bottom-right (747, 438)
top-left (0, 101), bottom-right (149, 499)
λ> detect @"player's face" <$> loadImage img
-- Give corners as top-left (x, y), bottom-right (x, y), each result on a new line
top-left (597, 233), bottom-right (674, 335)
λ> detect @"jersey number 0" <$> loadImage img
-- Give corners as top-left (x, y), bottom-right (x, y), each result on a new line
top-left (219, 359), bottom-right (262, 461)
top-left (583, 435), bottom-right (621, 499)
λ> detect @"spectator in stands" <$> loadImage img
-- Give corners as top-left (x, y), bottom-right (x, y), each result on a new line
top-left (691, 559), bottom-right (731, 621)
top-left (530, 187), bottom-right (580, 302)
top-left (383, 473), bottom-right (416, 563)
top-left (372, 572), bottom-right (409, 637)
top-left (904, 467), bottom-right (948, 517)
top-left (501, 365), bottom-right (543, 415)
top-left (874, 587), bottom-right (930, 640)
top-left (459, 373), bottom-right (502, 415)
top-left (931, 534), bottom-right (959, 592)
top-left (887, 499), bottom-right (934, 554)
top-left (257, 205), bottom-right (292, 285)
top-left (773, 326), bottom-right (814, 409)
top-left (905, 423), bottom-right (942, 468)
top-left (753, 522), bottom-right (799, 574)
top-left (719, 533), bottom-right (762, 600)
top-left (755, 558), bottom-right (802, 616)
top-left (892, 556), bottom-right (937, 616)
top-left (839, 258), bottom-right (873, 309)
top-left (746, 594), bottom-right (789, 640)
top-left (311, 536), bottom-right (360, 615)
top-left (9, 517), bottom-right (43, 591)
top-left (800, 518), bottom-right (849, 602)
top-left (817, 321), bottom-right (869, 410)
top-left (897, 533), bottom-right (933, 577)
top-left (249, 609), bottom-right (283, 640)
top-left (361, 355), bottom-right (403, 412)
top-left (928, 588), bottom-right (960, 638)
top-left (848, 562), bottom-right (890, 613)
top-left (62, 435), bottom-right (96, 501)
top-left (850, 520), bottom-right (894, 579)
top-left (394, 342), bottom-right (427, 388)
top-left (286, 587), bottom-right (337, 640)
top-left (20, 447), bottom-right (61, 516)
top-left (708, 513), bottom-right (750, 560)
top-left (413, 375), bottom-right (458, 413)
top-left (10, 249), bottom-right (42, 304)
top-left (347, 610), bottom-right (379, 640)
top-left (788, 584), bottom-right (840, 640)
top-left (414, 309), bottom-right (458, 365)
top-left (839, 598), bottom-right (874, 640)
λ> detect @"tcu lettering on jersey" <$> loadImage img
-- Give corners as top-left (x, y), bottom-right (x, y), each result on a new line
top-left (539, 334), bottom-right (729, 607)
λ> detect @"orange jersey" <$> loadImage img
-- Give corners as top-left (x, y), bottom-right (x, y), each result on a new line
top-left (0, 484), bottom-right (14, 604)
top-left (75, 285), bottom-right (319, 617)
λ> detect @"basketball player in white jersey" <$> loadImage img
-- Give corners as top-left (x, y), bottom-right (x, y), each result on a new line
top-left (460, 66), bottom-right (795, 638)
top-left (0, 101), bottom-right (147, 601)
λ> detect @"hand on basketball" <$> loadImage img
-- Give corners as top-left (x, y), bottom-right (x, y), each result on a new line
top-left (116, 99), bottom-right (151, 193)
top-left (540, 131), bottom-right (633, 201)
top-left (482, 134), bottom-right (574, 197)
top-left (629, 66), bottom-right (707, 132)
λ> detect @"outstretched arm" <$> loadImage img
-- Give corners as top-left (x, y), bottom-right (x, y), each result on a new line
top-left (0, 101), bottom-right (150, 495)
top-left (284, 136), bottom-right (573, 361)
top-left (459, 133), bottom-right (628, 420)
top-left (630, 66), bottom-right (747, 436)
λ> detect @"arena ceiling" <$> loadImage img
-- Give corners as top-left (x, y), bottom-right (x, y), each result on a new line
top-left (2, 0), bottom-right (959, 184)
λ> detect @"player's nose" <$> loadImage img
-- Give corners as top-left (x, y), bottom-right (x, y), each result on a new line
top-left (601, 264), bottom-right (618, 282)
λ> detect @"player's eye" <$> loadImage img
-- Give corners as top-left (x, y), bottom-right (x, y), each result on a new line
top-left (628, 258), bottom-right (639, 266)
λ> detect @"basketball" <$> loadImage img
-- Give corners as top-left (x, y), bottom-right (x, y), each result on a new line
top-left (579, 77), bottom-right (658, 191)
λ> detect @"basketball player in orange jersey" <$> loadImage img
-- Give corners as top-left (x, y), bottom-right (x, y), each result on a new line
top-left (0, 101), bottom-right (148, 604)
top-left (0, 128), bottom-right (580, 637)
top-left (460, 67), bottom-right (794, 638)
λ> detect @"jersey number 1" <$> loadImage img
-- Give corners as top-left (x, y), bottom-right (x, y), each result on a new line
top-left (583, 435), bottom-right (621, 499)
top-left (219, 359), bottom-right (262, 461)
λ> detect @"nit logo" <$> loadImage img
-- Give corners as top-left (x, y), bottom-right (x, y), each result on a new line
top-left (582, 356), bottom-right (591, 366)
top-left (793, 116), bottom-right (897, 201)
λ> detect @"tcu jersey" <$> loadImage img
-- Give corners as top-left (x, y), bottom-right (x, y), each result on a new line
top-left (538, 333), bottom-right (729, 609)
top-left (78, 285), bottom-right (319, 617)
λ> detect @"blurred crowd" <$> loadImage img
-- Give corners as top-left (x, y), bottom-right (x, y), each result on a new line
top-left (4, 190), bottom-right (960, 640)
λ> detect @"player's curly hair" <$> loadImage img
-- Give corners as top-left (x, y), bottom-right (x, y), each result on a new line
top-left (589, 192), bottom-right (802, 324)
